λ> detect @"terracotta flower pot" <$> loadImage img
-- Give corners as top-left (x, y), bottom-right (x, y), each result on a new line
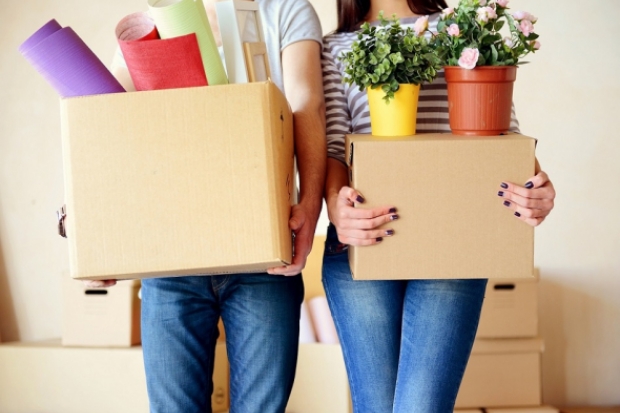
top-left (444, 66), bottom-right (517, 136)
top-left (367, 84), bottom-right (420, 137)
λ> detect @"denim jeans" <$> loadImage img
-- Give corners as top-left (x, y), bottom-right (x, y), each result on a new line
top-left (141, 273), bottom-right (304, 413)
top-left (322, 224), bottom-right (487, 413)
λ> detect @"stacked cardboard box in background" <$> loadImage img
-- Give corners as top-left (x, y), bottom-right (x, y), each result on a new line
top-left (456, 268), bottom-right (554, 411)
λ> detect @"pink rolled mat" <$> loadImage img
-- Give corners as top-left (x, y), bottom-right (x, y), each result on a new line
top-left (116, 12), bottom-right (208, 91)
top-left (19, 19), bottom-right (125, 97)
top-left (308, 296), bottom-right (339, 344)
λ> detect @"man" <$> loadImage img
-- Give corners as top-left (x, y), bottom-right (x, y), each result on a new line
top-left (93, 1), bottom-right (326, 411)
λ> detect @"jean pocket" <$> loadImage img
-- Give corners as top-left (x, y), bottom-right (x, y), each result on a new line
top-left (324, 238), bottom-right (349, 256)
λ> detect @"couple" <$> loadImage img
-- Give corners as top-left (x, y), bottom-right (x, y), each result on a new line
top-left (92, 0), bottom-right (556, 412)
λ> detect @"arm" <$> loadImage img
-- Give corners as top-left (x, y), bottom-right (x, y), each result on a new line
top-left (498, 158), bottom-right (556, 227)
top-left (321, 42), bottom-right (395, 246)
top-left (268, 40), bottom-right (326, 275)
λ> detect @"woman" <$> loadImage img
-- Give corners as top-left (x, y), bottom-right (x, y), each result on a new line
top-left (321, 1), bottom-right (556, 412)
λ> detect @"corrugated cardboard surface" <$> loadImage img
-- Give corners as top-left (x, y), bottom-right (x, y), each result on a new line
top-left (345, 133), bottom-right (536, 280)
top-left (487, 407), bottom-right (559, 413)
top-left (60, 82), bottom-right (294, 280)
top-left (456, 338), bottom-right (543, 408)
top-left (477, 268), bottom-right (539, 338)
top-left (62, 278), bottom-right (141, 347)
top-left (0, 340), bottom-right (229, 413)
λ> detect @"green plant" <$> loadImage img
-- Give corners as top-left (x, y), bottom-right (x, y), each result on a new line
top-left (340, 12), bottom-right (442, 102)
top-left (434, 0), bottom-right (540, 69)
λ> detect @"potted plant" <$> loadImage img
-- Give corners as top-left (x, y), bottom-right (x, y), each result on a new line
top-left (434, 0), bottom-right (540, 136)
top-left (340, 12), bottom-right (442, 137)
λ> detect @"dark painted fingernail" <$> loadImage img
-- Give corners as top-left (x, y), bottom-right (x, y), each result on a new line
top-left (503, 200), bottom-right (511, 207)
top-left (525, 181), bottom-right (534, 189)
top-left (390, 214), bottom-right (399, 221)
top-left (497, 191), bottom-right (504, 197)
top-left (356, 195), bottom-right (365, 203)
top-left (501, 182), bottom-right (508, 189)
top-left (514, 211), bottom-right (521, 217)
top-left (389, 207), bottom-right (397, 213)
top-left (376, 237), bottom-right (383, 242)
top-left (385, 229), bottom-right (394, 236)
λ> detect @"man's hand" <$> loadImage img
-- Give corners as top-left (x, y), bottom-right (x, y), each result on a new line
top-left (268, 203), bottom-right (317, 276)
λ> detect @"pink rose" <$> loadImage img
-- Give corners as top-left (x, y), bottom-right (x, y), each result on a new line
top-left (518, 20), bottom-right (535, 36)
top-left (495, 0), bottom-right (509, 7)
top-left (458, 48), bottom-right (480, 70)
top-left (503, 36), bottom-right (514, 48)
top-left (476, 6), bottom-right (497, 23)
top-left (447, 24), bottom-right (460, 37)
top-left (531, 40), bottom-right (541, 50)
top-left (413, 15), bottom-right (429, 36)
top-left (441, 7), bottom-right (455, 19)
top-left (478, 0), bottom-right (487, 5)
top-left (513, 11), bottom-right (537, 22)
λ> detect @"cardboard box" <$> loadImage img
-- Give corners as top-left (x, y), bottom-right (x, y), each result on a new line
top-left (61, 81), bottom-right (294, 280)
top-left (455, 338), bottom-right (544, 408)
top-left (487, 407), bottom-right (559, 413)
top-left (560, 408), bottom-right (620, 413)
top-left (477, 268), bottom-right (539, 338)
top-left (62, 278), bottom-right (141, 347)
top-left (0, 340), bottom-right (229, 413)
top-left (345, 133), bottom-right (536, 280)
top-left (287, 343), bottom-right (351, 413)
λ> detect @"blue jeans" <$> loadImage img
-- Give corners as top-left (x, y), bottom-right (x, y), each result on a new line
top-left (322, 224), bottom-right (487, 413)
top-left (141, 273), bottom-right (304, 413)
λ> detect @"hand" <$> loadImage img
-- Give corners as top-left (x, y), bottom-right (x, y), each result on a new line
top-left (498, 171), bottom-right (556, 227)
top-left (268, 203), bottom-right (317, 276)
top-left (328, 186), bottom-right (397, 246)
top-left (82, 280), bottom-right (117, 288)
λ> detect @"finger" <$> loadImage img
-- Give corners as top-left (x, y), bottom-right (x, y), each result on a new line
top-left (338, 186), bottom-right (365, 206)
top-left (340, 206), bottom-right (398, 221)
top-left (337, 234), bottom-right (386, 246)
top-left (338, 227), bottom-right (395, 241)
top-left (515, 214), bottom-right (545, 227)
top-left (500, 180), bottom-right (555, 200)
top-left (523, 171), bottom-right (549, 190)
top-left (501, 199), bottom-right (551, 219)
top-left (499, 191), bottom-right (554, 212)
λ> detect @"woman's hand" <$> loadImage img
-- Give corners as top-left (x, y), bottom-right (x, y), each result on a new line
top-left (82, 280), bottom-right (117, 288)
top-left (328, 186), bottom-right (398, 246)
top-left (498, 170), bottom-right (556, 227)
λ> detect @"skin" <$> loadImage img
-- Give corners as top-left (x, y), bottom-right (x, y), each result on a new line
top-left (325, 0), bottom-right (556, 248)
top-left (86, 1), bottom-right (325, 287)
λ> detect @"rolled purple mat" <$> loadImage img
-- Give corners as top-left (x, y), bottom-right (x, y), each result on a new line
top-left (19, 19), bottom-right (125, 97)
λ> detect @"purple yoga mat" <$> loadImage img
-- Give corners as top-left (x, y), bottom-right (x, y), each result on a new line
top-left (19, 19), bottom-right (125, 97)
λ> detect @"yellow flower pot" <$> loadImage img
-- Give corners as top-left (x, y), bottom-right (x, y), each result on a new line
top-left (367, 83), bottom-right (421, 137)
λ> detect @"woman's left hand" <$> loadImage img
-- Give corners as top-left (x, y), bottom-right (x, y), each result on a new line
top-left (498, 171), bottom-right (556, 227)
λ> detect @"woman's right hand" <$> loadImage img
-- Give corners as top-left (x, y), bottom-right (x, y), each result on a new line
top-left (328, 186), bottom-right (398, 246)
top-left (82, 280), bottom-right (117, 288)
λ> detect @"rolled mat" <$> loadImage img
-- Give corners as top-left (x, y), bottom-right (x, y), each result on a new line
top-left (19, 19), bottom-right (125, 97)
top-left (308, 296), bottom-right (340, 344)
top-left (116, 11), bottom-right (208, 91)
top-left (148, 0), bottom-right (228, 85)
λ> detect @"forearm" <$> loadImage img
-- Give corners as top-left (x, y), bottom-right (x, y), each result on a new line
top-left (294, 108), bottom-right (326, 223)
top-left (325, 157), bottom-right (349, 221)
top-left (282, 40), bottom-right (326, 225)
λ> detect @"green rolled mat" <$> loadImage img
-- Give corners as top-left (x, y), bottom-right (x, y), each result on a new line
top-left (148, 0), bottom-right (228, 85)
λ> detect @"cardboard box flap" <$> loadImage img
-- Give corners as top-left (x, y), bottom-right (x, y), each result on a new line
top-left (60, 82), bottom-right (293, 280)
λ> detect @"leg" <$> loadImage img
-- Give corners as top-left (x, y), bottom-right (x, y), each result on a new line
top-left (220, 272), bottom-right (304, 413)
top-left (141, 276), bottom-right (220, 413)
top-left (394, 278), bottom-right (487, 413)
top-left (322, 225), bottom-right (406, 413)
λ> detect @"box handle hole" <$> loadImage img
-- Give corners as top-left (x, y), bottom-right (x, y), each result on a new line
top-left (85, 290), bottom-right (108, 295)
top-left (494, 284), bottom-right (515, 290)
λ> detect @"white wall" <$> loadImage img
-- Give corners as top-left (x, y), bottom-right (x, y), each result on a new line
top-left (0, 0), bottom-right (618, 406)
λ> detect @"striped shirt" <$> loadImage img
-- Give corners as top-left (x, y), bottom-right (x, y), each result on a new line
top-left (322, 14), bottom-right (520, 164)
